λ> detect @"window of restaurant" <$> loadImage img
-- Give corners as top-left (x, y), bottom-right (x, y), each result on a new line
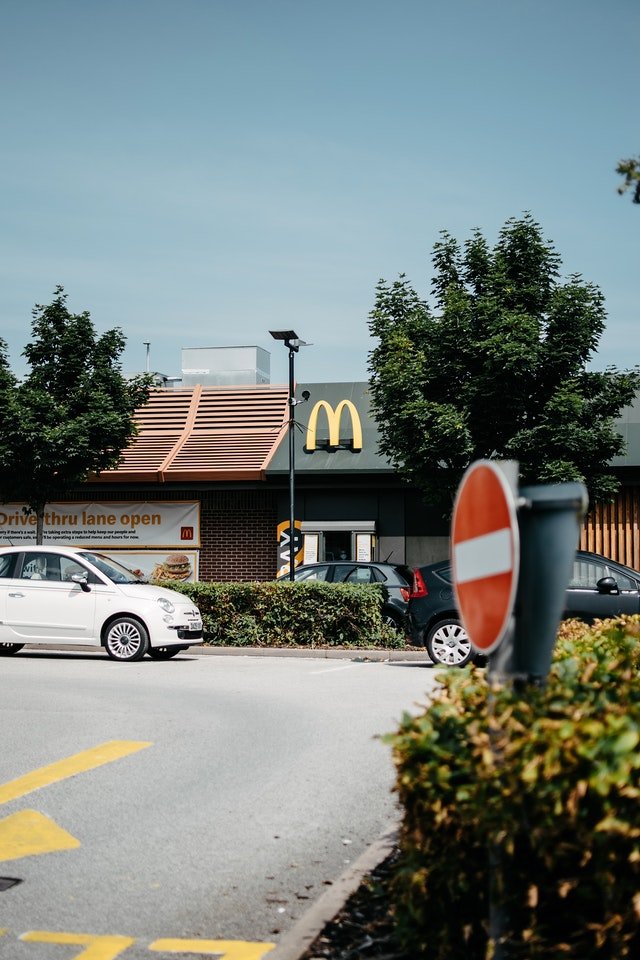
top-left (301, 521), bottom-right (376, 564)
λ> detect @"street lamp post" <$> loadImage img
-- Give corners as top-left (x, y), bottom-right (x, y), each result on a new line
top-left (269, 330), bottom-right (310, 581)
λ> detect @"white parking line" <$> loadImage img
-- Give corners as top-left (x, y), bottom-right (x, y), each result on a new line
top-left (308, 664), bottom-right (359, 675)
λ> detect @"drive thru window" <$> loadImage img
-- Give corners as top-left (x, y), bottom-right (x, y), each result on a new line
top-left (301, 521), bottom-right (376, 564)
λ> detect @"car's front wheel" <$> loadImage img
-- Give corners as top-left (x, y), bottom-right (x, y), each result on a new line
top-left (147, 646), bottom-right (183, 660)
top-left (426, 618), bottom-right (472, 667)
top-left (103, 617), bottom-right (150, 662)
top-left (0, 643), bottom-right (25, 656)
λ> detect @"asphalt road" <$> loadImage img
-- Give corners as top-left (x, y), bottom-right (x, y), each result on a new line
top-left (0, 649), bottom-right (440, 959)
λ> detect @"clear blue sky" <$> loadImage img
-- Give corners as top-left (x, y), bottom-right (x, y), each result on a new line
top-left (2, 0), bottom-right (638, 386)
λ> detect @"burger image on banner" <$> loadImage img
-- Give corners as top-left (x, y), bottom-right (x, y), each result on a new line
top-left (152, 552), bottom-right (193, 582)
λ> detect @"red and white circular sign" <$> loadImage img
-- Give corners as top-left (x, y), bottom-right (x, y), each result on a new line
top-left (451, 461), bottom-right (519, 654)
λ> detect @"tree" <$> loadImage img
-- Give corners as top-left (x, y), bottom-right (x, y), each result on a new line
top-left (0, 287), bottom-right (152, 543)
top-left (367, 215), bottom-right (640, 511)
top-left (616, 155), bottom-right (640, 203)
top-left (0, 340), bottom-right (19, 499)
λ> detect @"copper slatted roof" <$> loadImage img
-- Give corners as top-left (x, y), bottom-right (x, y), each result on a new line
top-left (96, 385), bottom-right (289, 483)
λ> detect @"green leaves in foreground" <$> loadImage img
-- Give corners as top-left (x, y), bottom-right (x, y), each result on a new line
top-left (387, 617), bottom-right (640, 958)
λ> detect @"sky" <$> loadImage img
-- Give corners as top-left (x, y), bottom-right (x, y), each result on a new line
top-left (1, 0), bottom-right (638, 387)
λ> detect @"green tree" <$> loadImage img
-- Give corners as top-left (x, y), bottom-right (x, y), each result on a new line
top-left (0, 340), bottom-right (19, 499)
top-left (616, 155), bottom-right (640, 203)
top-left (368, 215), bottom-right (639, 510)
top-left (0, 287), bottom-right (152, 543)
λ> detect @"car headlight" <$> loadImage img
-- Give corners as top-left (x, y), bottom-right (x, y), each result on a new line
top-left (157, 597), bottom-right (176, 613)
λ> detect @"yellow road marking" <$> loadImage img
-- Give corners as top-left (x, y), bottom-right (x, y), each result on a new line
top-left (0, 741), bottom-right (152, 805)
top-left (149, 940), bottom-right (275, 959)
top-left (0, 809), bottom-right (80, 862)
top-left (21, 931), bottom-right (135, 959)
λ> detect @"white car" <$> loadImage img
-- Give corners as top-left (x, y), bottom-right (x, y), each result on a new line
top-left (0, 545), bottom-right (203, 662)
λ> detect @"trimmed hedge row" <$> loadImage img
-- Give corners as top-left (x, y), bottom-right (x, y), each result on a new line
top-left (157, 579), bottom-right (404, 648)
top-left (386, 616), bottom-right (640, 959)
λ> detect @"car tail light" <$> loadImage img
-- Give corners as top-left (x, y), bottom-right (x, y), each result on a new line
top-left (410, 570), bottom-right (428, 599)
top-left (400, 586), bottom-right (410, 602)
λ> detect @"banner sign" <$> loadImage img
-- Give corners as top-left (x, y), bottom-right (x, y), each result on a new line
top-left (356, 533), bottom-right (374, 562)
top-left (0, 502), bottom-right (201, 548)
top-left (303, 533), bottom-right (319, 564)
top-left (276, 520), bottom-right (303, 578)
top-left (101, 550), bottom-right (200, 583)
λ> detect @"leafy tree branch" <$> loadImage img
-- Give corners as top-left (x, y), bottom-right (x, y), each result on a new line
top-left (616, 155), bottom-right (640, 203)
top-left (368, 215), bottom-right (640, 511)
top-left (0, 287), bottom-right (152, 543)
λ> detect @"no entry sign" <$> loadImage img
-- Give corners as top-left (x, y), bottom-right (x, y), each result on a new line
top-left (451, 461), bottom-right (519, 654)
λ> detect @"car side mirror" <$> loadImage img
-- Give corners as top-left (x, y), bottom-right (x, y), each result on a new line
top-left (71, 573), bottom-right (91, 593)
top-left (596, 576), bottom-right (619, 595)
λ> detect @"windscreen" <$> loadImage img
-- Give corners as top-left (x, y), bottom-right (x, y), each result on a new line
top-left (79, 551), bottom-right (147, 584)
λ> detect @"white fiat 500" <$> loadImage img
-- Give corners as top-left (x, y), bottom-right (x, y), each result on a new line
top-left (0, 545), bottom-right (203, 662)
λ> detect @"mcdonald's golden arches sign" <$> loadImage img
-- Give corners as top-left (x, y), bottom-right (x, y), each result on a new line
top-left (306, 399), bottom-right (363, 452)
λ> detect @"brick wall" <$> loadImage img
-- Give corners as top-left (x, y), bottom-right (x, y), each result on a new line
top-left (199, 489), bottom-right (278, 581)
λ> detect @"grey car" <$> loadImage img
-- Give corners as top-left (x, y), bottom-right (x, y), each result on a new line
top-left (290, 561), bottom-right (413, 629)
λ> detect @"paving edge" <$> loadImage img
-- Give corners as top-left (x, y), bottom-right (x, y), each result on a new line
top-left (266, 822), bottom-right (399, 960)
top-left (23, 643), bottom-right (433, 663)
top-left (193, 646), bottom-right (431, 662)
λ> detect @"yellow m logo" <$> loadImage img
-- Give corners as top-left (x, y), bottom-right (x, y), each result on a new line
top-left (306, 400), bottom-right (363, 452)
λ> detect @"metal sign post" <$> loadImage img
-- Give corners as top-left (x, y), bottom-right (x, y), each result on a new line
top-left (490, 481), bottom-right (589, 684)
top-left (452, 460), bottom-right (588, 681)
top-left (450, 461), bottom-right (588, 958)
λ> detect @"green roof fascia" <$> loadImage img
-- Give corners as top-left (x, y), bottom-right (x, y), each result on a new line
top-left (265, 381), bottom-right (394, 475)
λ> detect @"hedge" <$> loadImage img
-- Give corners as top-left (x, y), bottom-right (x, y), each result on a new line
top-left (156, 579), bottom-right (404, 648)
top-left (386, 616), bottom-right (640, 959)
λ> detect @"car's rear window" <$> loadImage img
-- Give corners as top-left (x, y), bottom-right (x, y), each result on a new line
top-left (434, 564), bottom-right (453, 584)
top-left (393, 565), bottom-right (414, 585)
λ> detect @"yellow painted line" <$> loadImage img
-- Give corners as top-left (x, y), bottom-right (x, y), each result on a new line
top-left (149, 940), bottom-right (275, 959)
top-left (0, 741), bottom-right (152, 806)
top-left (21, 931), bottom-right (135, 959)
top-left (0, 809), bottom-right (80, 862)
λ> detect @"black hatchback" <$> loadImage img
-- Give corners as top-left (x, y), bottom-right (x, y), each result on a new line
top-left (290, 561), bottom-right (413, 629)
top-left (407, 550), bottom-right (640, 668)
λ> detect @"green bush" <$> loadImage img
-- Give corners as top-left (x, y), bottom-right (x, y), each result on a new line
top-left (156, 579), bottom-right (404, 648)
top-left (386, 617), bottom-right (640, 959)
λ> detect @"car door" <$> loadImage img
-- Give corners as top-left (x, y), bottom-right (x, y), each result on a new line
top-left (564, 556), bottom-right (640, 621)
top-left (0, 552), bottom-right (20, 642)
top-left (4, 551), bottom-right (98, 644)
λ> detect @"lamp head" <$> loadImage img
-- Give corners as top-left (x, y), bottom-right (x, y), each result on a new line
top-left (269, 329), bottom-right (312, 352)
top-left (269, 329), bottom-right (298, 343)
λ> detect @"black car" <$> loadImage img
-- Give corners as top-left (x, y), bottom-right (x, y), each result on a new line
top-left (407, 550), bottom-right (640, 668)
top-left (289, 561), bottom-right (413, 629)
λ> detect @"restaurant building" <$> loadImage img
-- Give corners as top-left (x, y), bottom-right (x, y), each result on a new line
top-left (1, 346), bottom-right (639, 578)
